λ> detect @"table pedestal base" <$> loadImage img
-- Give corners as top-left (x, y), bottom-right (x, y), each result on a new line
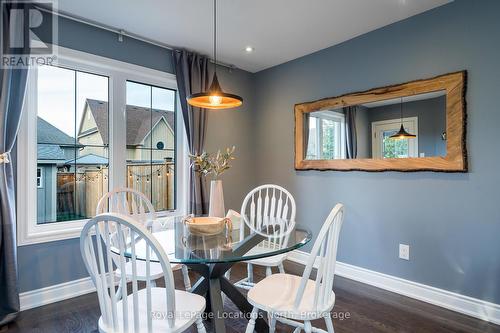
top-left (187, 263), bottom-right (268, 333)
top-left (186, 232), bottom-right (268, 333)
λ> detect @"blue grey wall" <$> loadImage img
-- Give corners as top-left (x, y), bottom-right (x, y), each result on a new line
top-left (204, 70), bottom-right (257, 214)
top-left (18, 15), bottom-right (255, 292)
top-left (253, 0), bottom-right (500, 304)
top-left (36, 12), bottom-right (174, 73)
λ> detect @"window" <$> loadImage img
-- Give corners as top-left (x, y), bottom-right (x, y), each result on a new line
top-left (371, 117), bottom-right (418, 159)
top-left (36, 168), bottom-right (43, 188)
top-left (36, 65), bottom-right (109, 224)
top-left (126, 81), bottom-right (177, 212)
top-left (18, 47), bottom-right (186, 245)
top-left (306, 111), bottom-right (345, 159)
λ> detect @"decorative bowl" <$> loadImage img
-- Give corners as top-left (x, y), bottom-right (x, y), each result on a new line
top-left (183, 216), bottom-right (232, 236)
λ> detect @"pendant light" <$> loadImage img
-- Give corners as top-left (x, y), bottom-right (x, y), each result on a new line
top-left (390, 97), bottom-right (416, 140)
top-left (187, 0), bottom-right (243, 109)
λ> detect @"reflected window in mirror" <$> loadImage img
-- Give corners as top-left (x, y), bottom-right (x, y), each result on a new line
top-left (372, 117), bottom-right (418, 159)
top-left (383, 130), bottom-right (411, 159)
top-left (305, 111), bottom-right (346, 160)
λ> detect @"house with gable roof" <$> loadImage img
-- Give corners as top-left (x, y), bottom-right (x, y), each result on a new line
top-left (77, 99), bottom-right (175, 162)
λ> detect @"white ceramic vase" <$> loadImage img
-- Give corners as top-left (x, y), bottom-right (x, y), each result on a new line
top-left (209, 179), bottom-right (225, 217)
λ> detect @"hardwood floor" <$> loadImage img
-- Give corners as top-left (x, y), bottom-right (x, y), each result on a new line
top-left (3, 261), bottom-right (500, 333)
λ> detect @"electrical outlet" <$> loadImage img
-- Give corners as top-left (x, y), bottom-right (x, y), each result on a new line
top-left (399, 244), bottom-right (410, 260)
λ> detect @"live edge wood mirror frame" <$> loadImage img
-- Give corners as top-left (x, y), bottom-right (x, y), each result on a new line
top-left (294, 71), bottom-right (467, 172)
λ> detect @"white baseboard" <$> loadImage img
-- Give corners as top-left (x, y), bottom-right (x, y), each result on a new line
top-left (18, 252), bottom-right (500, 326)
top-left (20, 277), bottom-right (96, 311)
top-left (288, 250), bottom-right (500, 325)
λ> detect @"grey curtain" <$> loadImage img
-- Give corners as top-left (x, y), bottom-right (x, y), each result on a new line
top-left (0, 2), bottom-right (29, 326)
top-left (344, 106), bottom-right (357, 159)
top-left (303, 113), bottom-right (310, 159)
top-left (173, 50), bottom-right (210, 215)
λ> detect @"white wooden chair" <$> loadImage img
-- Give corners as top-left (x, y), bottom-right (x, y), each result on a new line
top-left (80, 213), bottom-right (206, 333)
top-left (96, 188), bottom-right (191, 292)
top-left (233, 184), bottom-right (297, 290)
top-left (245, 204), bottom-right (345, 333)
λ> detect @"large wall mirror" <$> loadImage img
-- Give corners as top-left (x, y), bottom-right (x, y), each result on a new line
top-left (294, 71), bottom-right (467, 172)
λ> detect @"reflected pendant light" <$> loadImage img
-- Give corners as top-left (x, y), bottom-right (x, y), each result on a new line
top-left (390, 97), bottom-right (416, 140)
top-left (187, 0), bottom-right (243, 109)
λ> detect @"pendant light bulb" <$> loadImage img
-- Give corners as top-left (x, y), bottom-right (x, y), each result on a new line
top-left (209, 95), bottom-right (223, 105)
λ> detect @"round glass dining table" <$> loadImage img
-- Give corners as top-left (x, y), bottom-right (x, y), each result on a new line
top-left (122, 216), bottom-right (312, 333)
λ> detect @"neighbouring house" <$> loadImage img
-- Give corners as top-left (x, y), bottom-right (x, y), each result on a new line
top-left (77, 99), bottom-right (175, 162)
top-left (36, 117), bottom-right (79, 223)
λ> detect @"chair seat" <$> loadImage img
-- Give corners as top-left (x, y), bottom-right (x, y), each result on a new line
top-left (116, 261), bottom-right (182, 280)
top-left (247, 273), bottom-right (335, 320)
top-left (244, 247), bottom-right (287, 267)
top-left (98, 288), bottom-right (205, 333)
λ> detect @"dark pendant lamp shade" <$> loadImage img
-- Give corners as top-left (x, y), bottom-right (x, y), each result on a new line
top-left (390, 124), bottom-right (417, 140)
top-left (389, 97), bottom-right (416, 140)
top-left (187, 73), bottom-right (243, 109)
top-left (187, 0), bottom-right (243, 110)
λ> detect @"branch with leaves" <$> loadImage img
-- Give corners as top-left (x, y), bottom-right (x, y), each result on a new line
top-left (189, 146), bottom-right (236, 179)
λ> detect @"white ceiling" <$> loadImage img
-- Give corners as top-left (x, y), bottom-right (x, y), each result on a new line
top-left (58, 0), bottom-right (452, 73)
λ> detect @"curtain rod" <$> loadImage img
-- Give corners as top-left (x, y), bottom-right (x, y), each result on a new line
top-left (35, 5), bottom-right (237, 71)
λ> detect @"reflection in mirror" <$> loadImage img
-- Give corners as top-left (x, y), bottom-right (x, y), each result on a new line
top-left (304, 90), bottom-right (447, 160)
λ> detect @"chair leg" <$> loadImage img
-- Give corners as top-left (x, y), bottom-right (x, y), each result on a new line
top-left (245, 306), bottom-right (259, 333)
top-left (269, 313), bottom-right (276, 333)
top-left (304, 321), bottom-right (312, 333)
top-left (278, 263), bottom-right (285, 274)
top-left (181, 265), bottom-right (191, 291)
top-left (247, 263), bottom-right (254, 283)
top-left (292, 327), bottom-right (301, 333)
top-left (324, 314), bottom-right (335, 333)
top-left (196, 317), bottom-right (206, 333)
top-left (266, 266), bottom-right (272, 277)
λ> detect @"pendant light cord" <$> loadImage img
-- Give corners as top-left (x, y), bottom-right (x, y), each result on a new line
top-left (213, 0), bottom-right (217, 74)
top-left (400, 97), bottom-right (403, 123)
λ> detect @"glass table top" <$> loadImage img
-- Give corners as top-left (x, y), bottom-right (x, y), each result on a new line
top-left (120, 216), bottom-right (312, 264)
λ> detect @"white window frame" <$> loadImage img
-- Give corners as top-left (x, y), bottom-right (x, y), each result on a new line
top-left (308, 111), bottom-right (346, 159)
top-left (17, 46), bottom-right (188, 246)
top-left (371, 117), bottom-right (419, 159)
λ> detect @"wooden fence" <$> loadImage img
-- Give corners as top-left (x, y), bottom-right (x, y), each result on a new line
top-left (126, 163), bottom-right (175, 212)
top-left (57, 162), bottom-right (174, 219)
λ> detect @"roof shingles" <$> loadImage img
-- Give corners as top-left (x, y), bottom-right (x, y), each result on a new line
top-left (37, 143), bottom-right (67, 161)
top-left (37, 117), bottom-right (76, 145)
top-left (83, 99), bottom-right (174, 146)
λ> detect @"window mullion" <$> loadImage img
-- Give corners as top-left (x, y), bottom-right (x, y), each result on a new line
top-left (109, 73), bottom-right (127, 190)
top-left (150, 86), bottom-right (153, 204)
